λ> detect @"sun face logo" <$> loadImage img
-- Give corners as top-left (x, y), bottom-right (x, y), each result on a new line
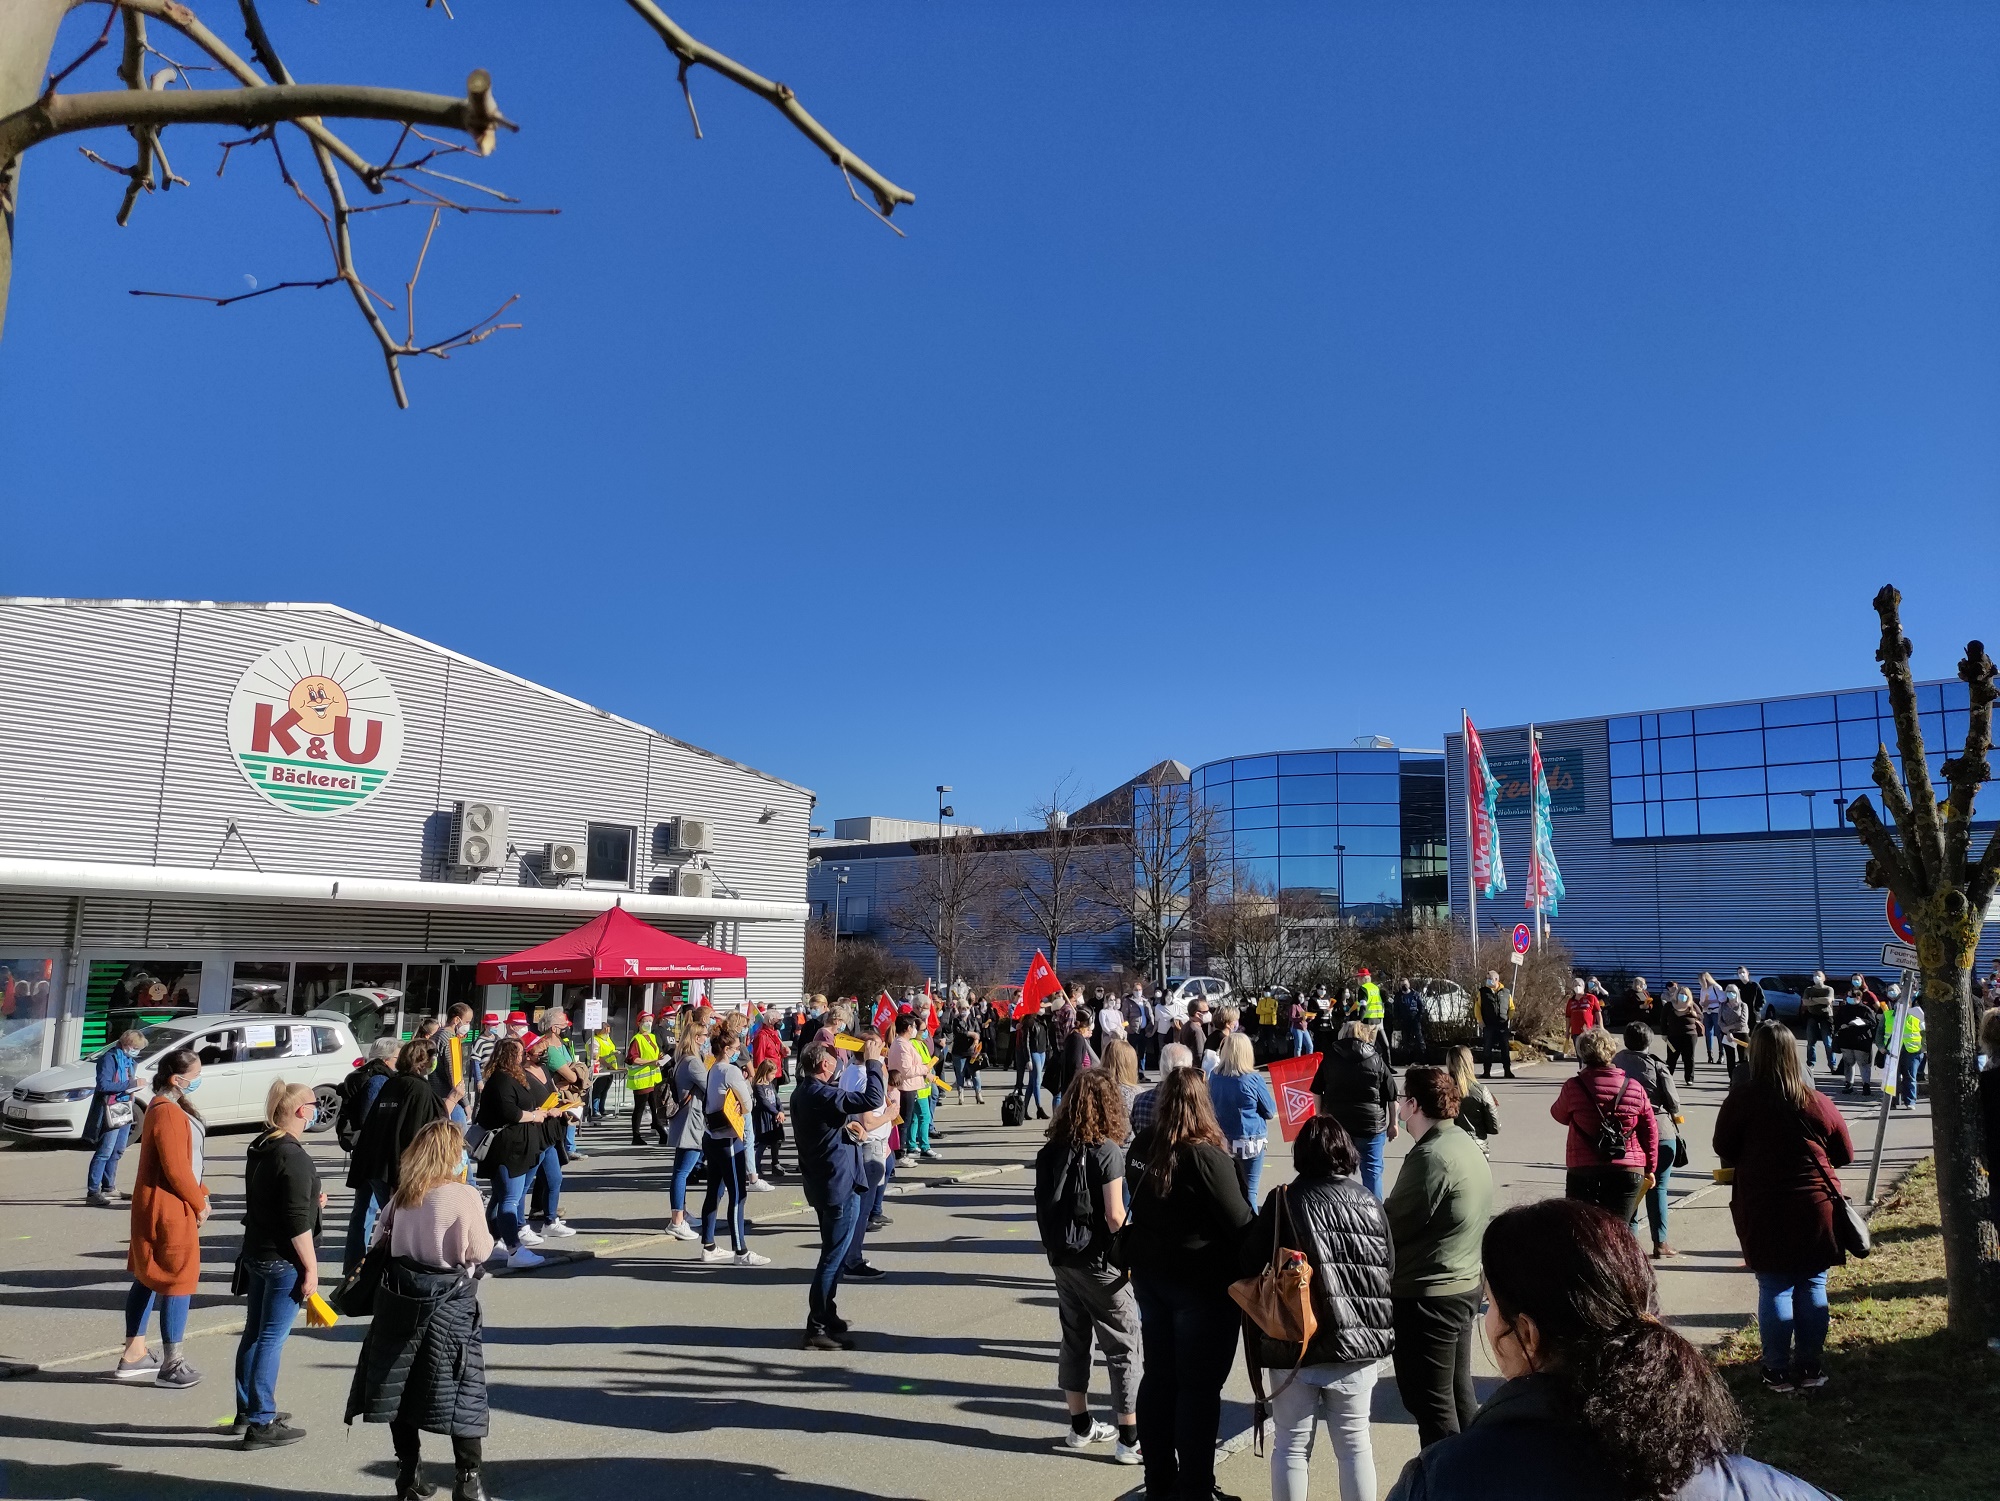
top-left (226, 640), bottom-right (405, 818)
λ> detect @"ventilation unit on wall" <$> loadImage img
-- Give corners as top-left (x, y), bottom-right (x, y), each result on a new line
top-left (673, 867), bottom-right (714, 900)
top-left (543, 839), bottom-right (583, 881)
top-left (668, 816), bottom-right (713, 854)
top-left (450, 800), bottom-right (509, 869)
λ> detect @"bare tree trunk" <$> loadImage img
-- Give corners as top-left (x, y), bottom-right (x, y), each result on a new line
top-left (1923, 946), bottom-right (1997, 1337)
top-left (0, 0), bottom-right (79, 338)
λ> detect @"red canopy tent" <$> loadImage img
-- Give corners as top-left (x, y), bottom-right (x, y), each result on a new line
top-left (474, 906), bottom-right (747, 986)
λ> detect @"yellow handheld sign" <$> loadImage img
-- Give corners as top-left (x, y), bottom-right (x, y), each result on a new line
top-left (833, 1033), bottom-right (865, 1053)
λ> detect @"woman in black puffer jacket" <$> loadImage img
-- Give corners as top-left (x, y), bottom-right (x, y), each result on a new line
top-left (1241, 1114), bottom-right (1395, 1501)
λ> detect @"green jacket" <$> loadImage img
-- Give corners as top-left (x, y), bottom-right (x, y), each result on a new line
top-left (1384, 1118), bottom-right (1493, 1298)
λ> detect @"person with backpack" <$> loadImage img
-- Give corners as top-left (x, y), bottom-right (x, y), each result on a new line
top-left (1713, 1022), bottom-right (1856, 1393)
top-left (337, 1039), bottom-right (400, 1275)
top-left (1550, 1028), bottom-right (1658, 1224)
top-left (1611, 1023), bottom-right (1683, 1258)
top-left (1035, 1067), bottom-right (1142, 1466)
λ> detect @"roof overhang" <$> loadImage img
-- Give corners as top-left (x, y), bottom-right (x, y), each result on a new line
top-left (0, 856), bottom-right (807, 925)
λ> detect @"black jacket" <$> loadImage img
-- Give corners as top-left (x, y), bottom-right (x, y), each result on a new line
top-left (1385, 1373), bottom-right (1834, 1501)
top-left (241, 1130), bottom-right (321, 1270)
top-left (475, 1073), bottom-right (544, 1179)
top-left (1126, 1138), bottom-right (1254, 1288)
top-left (350, 1074), bottom-right (446, 1190)
top-left (1240, 1174), bottom-right (1393, 1369)
top-left (346, 1258), bottom-right (487, 1438)
top-left (1312, 1037), bottom-right (1397, 1140)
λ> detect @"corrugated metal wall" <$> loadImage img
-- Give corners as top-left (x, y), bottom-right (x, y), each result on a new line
top-left (0, 600), bottom-right (808, 1006)
top-left (1446, 718), bottom-right (2000, 980)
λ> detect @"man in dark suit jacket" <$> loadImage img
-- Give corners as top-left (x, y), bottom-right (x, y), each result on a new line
top-left (791, 1036), bottom-right (886, 1349)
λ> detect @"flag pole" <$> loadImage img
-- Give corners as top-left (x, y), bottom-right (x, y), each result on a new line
top-left (1527, 724), bottom-right (1541, 950)
top-left (1463, 709), bottom-right (1478, 973)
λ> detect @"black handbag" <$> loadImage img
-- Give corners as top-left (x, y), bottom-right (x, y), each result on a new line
top-left (330, 1240), bottom-right (388, 1318)
top-left (1673, 1135), bottom-right (1690, 1170)
top-left (1809, 1143), bottom-right (1870, 1259)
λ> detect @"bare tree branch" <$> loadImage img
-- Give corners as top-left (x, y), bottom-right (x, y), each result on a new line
top-left (623, 0), bottom-right (913, 220)
top-left (1942, 637), bottom-right (1995, 881)
top-left (1871, 585), bottom-right (1946, 887)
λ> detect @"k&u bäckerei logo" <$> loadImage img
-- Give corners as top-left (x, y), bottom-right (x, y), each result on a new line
top-left (226, 639), bottom-right (405, 818)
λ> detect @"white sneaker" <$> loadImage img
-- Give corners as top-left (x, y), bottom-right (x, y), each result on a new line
top-left (734, 1250), bottom-right (771, 1266)
top-left (506, 1247), bottom-right (546, 1270)
top-left (1064, 1420), bottom-right (1117, 1449)
top-left (541, 1218), bottom-right (577, 1238)
top-left (747, 1178), bottom-right (776, 1194)
top-left (666, 1220), bottom-right (699, 1242)
top-left (700, 1245), bottom-right (734, 1263)
top-left (516, 1225), bottom-right (545, 1247)
top-left (1113, 1440), bottom-right (1142, 1466)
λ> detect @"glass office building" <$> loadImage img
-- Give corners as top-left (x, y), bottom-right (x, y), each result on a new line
top-left (1191, 748), bottom-right (1448, 920)
top-left (1609, 680), bottom-right (1986, 840)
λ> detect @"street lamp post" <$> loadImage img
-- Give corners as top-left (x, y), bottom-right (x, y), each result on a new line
top-left (936, 785), bottom-right (954, 991)
top-left (1801, 792), bottom-right (1825, 970)
top-left (831, 867), bottom-right (849, 952)
top-left (1334, 843), bottom-right (1346, 916)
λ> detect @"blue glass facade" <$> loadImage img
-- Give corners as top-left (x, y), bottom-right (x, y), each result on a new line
top-left (1608, 679), bottom-right (1988, 841)
top-left (1192, 749), bottom-right (1447, 918)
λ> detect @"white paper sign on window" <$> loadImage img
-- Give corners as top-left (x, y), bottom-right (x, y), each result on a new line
top-left (242, 1024), bottom-right (278, 1049)
top-left (287, 1028), bottom-right (313, 1057)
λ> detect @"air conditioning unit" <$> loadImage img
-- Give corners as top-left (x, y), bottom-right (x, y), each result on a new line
top-left (543, 839), bottom-right (583, 881)
top-left (669, 816), bottom-right (713, 854)
top-left (674, 867), bottom-right (714, 900)
top-left (450, 800), bottom-right (508, 869)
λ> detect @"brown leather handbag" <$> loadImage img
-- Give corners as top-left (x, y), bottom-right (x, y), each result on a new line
top-left (1228, 1186), bottom-right (1318, 1453)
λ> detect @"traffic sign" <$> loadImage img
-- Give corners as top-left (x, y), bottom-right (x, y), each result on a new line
top-left (1886, 893), bottom-right (1915, 944)
top-left (1511, 923), bottom-right (1532, 955)
top-left (1881, 941), bottom-right (1918, 972)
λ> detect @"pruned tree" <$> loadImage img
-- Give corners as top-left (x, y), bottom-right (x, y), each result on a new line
top-left (1001, 783), bottom-right (1122, 973)
top-left (0, 0), bottom-right (912, 404)
top-left (883, 827), bottom-right (1005, 992)
top-left (1843, 585), bottom-right (1999, 1338)
top-left (1098, 762), bottom-right (1217, 992)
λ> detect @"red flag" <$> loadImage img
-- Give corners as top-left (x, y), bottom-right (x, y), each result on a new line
top-left (923, 983), bottom-right (940, 1036)
top-left (872, 991), bottom-right (896, 1037)
top-left (1014, 950), bottom-right (1063, 1020)
top-left (1268, 1053), bottom-right (1321, 1143)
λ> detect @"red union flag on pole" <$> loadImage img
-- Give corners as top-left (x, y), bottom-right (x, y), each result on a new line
top-left (1267, 1053), bottom-right (1321, 1142)
top-left (872, 991), bottom-right (896, 1037)
top-left (1014, 950), bottom-right (1064, 1019)
top-left (1465, 713), bottom-right (1507, 901)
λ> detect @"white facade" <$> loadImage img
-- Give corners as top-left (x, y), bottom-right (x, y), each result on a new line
top-left (0, 599), bottom-right (810, 1091)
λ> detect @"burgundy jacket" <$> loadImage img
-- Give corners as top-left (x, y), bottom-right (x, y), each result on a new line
top-left (1550, 1065), bottom-right (1659, 1172)
top-left (1713, 1085), bottom-right (1855, 1278)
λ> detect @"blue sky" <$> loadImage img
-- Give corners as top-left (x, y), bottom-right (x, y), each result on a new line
top-left (4, 3), bottom-right (1997, 831)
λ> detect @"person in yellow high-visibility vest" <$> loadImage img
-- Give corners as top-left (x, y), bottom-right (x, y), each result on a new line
top-left (1355, 968), bottom-right (1385, 1025)
top-left (588, 1024), bottom-right (620, 1122)
top-left (909, 1025), bottom-right (941, 1161)
top-left (1891, 992), bottom-right (1925, 1109)
top-left (626, 1011), bottom-right (670, 1146)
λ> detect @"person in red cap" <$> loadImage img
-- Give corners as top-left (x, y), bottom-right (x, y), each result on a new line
top-left (1355, 968), bottom-right (1385, 1027)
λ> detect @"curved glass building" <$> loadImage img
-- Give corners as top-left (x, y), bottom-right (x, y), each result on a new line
top-left (1191, 746), bottom-right (1448, 920)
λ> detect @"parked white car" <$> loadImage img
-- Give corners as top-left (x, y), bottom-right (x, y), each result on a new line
top-left (2, 1013), bottom-right (362, 1143)
top-left (1162, 976), bottom-right (1233, 1011)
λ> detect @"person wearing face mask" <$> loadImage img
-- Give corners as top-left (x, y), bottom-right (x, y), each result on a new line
top-left (433, 1003), bottom-right (478, 1123)
top-left (232, 1080), bottom-right (325, 1449)
top-left (84, 1029), bottom-right (146, 1207)
top-left (1734, 967), bottom-right (1766, 1029)
top-left (116, 1048), bottom-right (210, 1387)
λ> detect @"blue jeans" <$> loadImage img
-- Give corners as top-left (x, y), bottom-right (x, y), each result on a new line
top-left (1631, 1156), bottom-right (1672, 1248)
top-left (87, 1122), bottom-right (131, 1196)
top-left (810, 1192), bottom-right (866, 1333)
top-left (1703, 1013), bottom-right (1722, 1058)
top-left (1134, 1275), bottom-right (1240, 1501)
top-left (845, 1149), bottom-right (888, 1269)
top-left (1290, 1027), bottom-right (1313, 1058)
top-left (488, 1162), bottom-right (530, 1249)
top-left (700, 1137), bottom-right (747, 1252)
top-left (233, 1257), bottom-right (301, 1424)
top-left (125, 1282), bottom-right (189, 1342)
top-left (1357, 1131), bottom-right (1387, 1201)
top-left (1236, 1148), bottom-right (1267, 1206)
top-left (1756, 1270), bottom-right (1830, 1373)
top-left (1897, 1051), bottom-right (1923, 1106)
top-left (532, 1144), bottom-right (564, 1223)
top-left (670, 1146), bottom-right (702, 1216)
top-left (951, 1058), bottom-right (982, 1100)
top-left (1024, 1052), bottom-right (1047, 1115)
top-left (344, 1178), bottom-right (391, 1274)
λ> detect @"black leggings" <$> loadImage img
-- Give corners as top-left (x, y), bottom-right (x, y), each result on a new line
top-left (1666, 1034), bottom-right (1697, 1084)
top-left (392, 1417), bottom-right (481, 1473)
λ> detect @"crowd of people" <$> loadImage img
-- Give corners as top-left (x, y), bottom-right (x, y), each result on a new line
top-left (73, 962), bottom-right (2000, 1501)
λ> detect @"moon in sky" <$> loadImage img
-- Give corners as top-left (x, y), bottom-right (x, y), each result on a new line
top-left (244, 274), bottom-right (259, 289)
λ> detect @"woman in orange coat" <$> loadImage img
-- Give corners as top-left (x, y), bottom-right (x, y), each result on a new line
top-left (116, 1047), bottom-right (210, 1388)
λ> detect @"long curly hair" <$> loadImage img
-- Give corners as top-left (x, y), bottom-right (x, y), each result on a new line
top-left (488, 1037), bottom-right (528, 1088)
top-left (1483, 1198), bottom-right (1742, 1499)
top-left (1047, 1067), bottom-right (1128, 1149)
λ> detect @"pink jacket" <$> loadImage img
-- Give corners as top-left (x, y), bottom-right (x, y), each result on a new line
top-left (1551, 1065), bottom-right (1660, 1172)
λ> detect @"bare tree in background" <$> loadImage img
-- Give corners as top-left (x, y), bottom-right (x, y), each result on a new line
top-left (1843, 585), bottom-right (1998, 1338)
top-left (883, 828), bottom-right (1004, 992)
top-left (1002, 782), bottom-right (1121, 973)
top-left (0, 0), bottom-right (913, 404)
top-left (1105, 763), bottom-right (1216, 992)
